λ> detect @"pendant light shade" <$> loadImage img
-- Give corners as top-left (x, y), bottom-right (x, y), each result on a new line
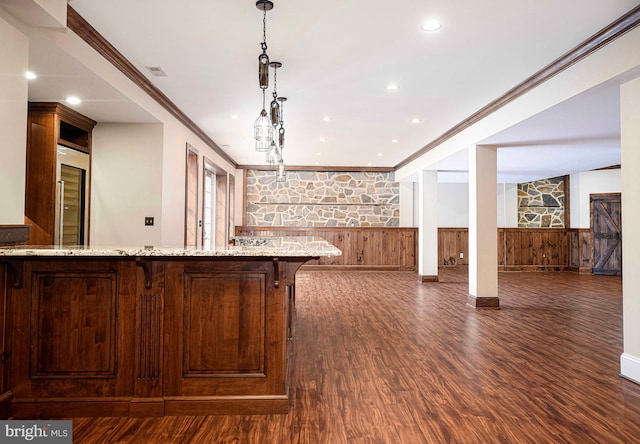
top-left (255, 108), bottom-right (274, 152)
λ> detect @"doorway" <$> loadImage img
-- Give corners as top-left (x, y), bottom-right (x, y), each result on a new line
top-left (590, 193), bottom-right (621, 276)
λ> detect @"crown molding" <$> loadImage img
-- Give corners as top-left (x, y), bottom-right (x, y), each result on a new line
top-left (238, 165), bottom-right (395, 172)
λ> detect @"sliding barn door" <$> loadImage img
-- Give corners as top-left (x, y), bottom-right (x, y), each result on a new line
top-left (591, 193), bottom-right (621, 276)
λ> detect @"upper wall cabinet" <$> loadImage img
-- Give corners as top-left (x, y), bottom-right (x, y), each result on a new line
top-left (25, 103), bottom-right (96, 246)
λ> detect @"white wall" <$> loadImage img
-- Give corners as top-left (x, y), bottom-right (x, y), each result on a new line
top-left (399, 182), bottom-right (414, 227)
top-left (621, 75), bottom-right (640, 384)
top-left (90, 123), bottom-right (163, 246)
top-left (438, 183), bottom-right (468, 227)
top-left (0, 14), bottom-right (28, 224)
top-left (497, 183), bottom-right (518, 228)
top-left (569, 169), bottom-right (621, 229)
top-left (435, 182), bottom-right (518, 228)
top-left (34, 24), bottom-right (238, 247)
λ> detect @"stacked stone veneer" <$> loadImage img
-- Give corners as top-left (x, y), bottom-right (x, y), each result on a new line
top-left (518, 176), bottom-right (565, 228)
top-left (245, 170), bottom-right (399, 227)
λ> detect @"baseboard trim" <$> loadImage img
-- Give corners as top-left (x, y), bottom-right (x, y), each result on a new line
top-left (420, 275), bottom-right (439, 282)
top-left (467, 295), bottom-right (500, 309)
top-left (620, 353), bottom-right (640, 385)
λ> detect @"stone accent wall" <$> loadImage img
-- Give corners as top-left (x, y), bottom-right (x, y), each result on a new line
top-left (518, 176), bottom-right (565, 228)
top-left (245, 170), bottom-right (399, 227)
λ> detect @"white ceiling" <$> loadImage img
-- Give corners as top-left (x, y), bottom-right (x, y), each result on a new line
top-left (20, 0), bottom-right (640, 179)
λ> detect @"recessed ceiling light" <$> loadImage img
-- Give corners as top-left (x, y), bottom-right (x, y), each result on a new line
top-left (367, 162), bottom-right (372, 166)
top-left (391, 139), bottom-right (398, 143)
top-left (65, 96), bottom-right (81, 105)
top-left (386, 84), bottom-right (400, 91)
top-left (322, 116), bottom-right (332, 121)
top-left (377, 153), bottom-right (383, 157)
top-left (411, 118), bottom-right (422, 124)
top-left (25, 71), bottom-right (37, 80)
top-left (231, 114), bottom-right (239, 119)
top-left (315, 162), bottom-right (320, 166)
top-left (421, 20), bottom-right (441, 32)
top-left (319, 137), bottom-right (327, 142)
top-left (317, 152), bottom-right (322, 156)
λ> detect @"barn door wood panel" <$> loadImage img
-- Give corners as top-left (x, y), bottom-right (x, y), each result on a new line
top-left (591, 193), bottom-right (621, 276)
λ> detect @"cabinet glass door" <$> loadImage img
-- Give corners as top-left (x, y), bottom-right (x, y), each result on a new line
top-left (59, 165), bottom-right (85, 245)
top-left (55, 146), bottom-right (90, 246)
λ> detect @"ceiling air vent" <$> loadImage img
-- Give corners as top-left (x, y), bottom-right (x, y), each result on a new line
top-left (146, 66), bottom-right (168, 77)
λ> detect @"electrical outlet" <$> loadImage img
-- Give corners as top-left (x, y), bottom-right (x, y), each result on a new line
top-left (459, 252), bottom-right (464, 259)
top-left (144, 217), bottom-right (154, 226)
top-left (542, 253), bottom-right (546, 258)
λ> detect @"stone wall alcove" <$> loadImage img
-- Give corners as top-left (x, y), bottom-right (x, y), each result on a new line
top-left (245, 170), bottom-right (399, 227)
top-left (518, 176), bottom-right (565, 228)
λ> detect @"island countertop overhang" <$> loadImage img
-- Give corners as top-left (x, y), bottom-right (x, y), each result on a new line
top-left (0, 236), bottom-right (342, 258)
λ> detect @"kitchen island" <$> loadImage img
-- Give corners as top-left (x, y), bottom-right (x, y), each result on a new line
top-left (0, 237), bottom-right (340, 418)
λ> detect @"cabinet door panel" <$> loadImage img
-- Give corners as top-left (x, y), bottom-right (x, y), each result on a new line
top-left (164, 260), bottom-right (286, 399)
top-left (184, 272), bottom-right (265, 375)
top-left (10, 260), bottom-right (136, 401)
top-left (33, 272), bottom-right (116, 376)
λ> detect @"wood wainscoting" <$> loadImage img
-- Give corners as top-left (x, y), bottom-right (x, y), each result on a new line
top-left (235, 227), bottom-right (593, 273)
top-left (569, 228), bottom-right (593, 273)
top-left (498, 228), bottom-right (570, 271)
top-left (235, 227), bottom-right (417, 271)
top-left (439, 227), bottom-right (593, 272)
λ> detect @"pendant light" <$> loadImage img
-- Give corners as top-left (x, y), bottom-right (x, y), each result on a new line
top-left (254, 90), bottom-right (274, 152)
top-left (254, 0), bottom-right (274, 152)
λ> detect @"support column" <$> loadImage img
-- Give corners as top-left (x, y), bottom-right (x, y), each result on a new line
top-left (418, 170), bottom-right (438, 282)
top-left (621, 76), bottom-right (640, 384)
top-left (468, 145), bottom-right (499, 308)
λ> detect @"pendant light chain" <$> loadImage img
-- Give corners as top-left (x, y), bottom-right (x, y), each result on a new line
top-left (262, 7), bottom-right (267, 50)
top-left (254, 1), bottom-right (287, 182)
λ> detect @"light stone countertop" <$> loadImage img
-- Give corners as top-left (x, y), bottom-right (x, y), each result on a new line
top-left (0, 236), bottom-right (342, 258)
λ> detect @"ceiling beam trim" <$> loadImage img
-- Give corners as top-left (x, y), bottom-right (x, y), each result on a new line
top-left (394, 5), bottom-right (640, 171)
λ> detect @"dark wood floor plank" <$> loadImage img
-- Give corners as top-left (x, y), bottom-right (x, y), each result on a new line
top-left (70, 269), bottom-right (640, 443)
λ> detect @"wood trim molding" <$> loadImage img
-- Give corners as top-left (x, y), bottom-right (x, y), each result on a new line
top-left (0, 225), bottom-right (31, 246)
top-left (28, 102), bottom-right (96, 130)
top-left (467, 295), bottom-right (500, 309)
top-left (66, 6), bottom-right (237, 169)
top-left (238, 165), bottom-right (395, 172)
top-left (395, 5), bottom-right (640, 171)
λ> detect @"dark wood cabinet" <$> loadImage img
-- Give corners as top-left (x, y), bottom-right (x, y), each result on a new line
top-left (25, 103), bottom-right (96, 246)
top-left (0, 253), bottom-right (311, 418)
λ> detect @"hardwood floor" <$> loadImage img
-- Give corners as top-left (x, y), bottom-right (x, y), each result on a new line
top-left (72, 269), bottom-right (640, 443)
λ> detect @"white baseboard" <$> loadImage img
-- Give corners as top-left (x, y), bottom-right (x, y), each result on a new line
top-left (620, 353), bottom-right (640, 384)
